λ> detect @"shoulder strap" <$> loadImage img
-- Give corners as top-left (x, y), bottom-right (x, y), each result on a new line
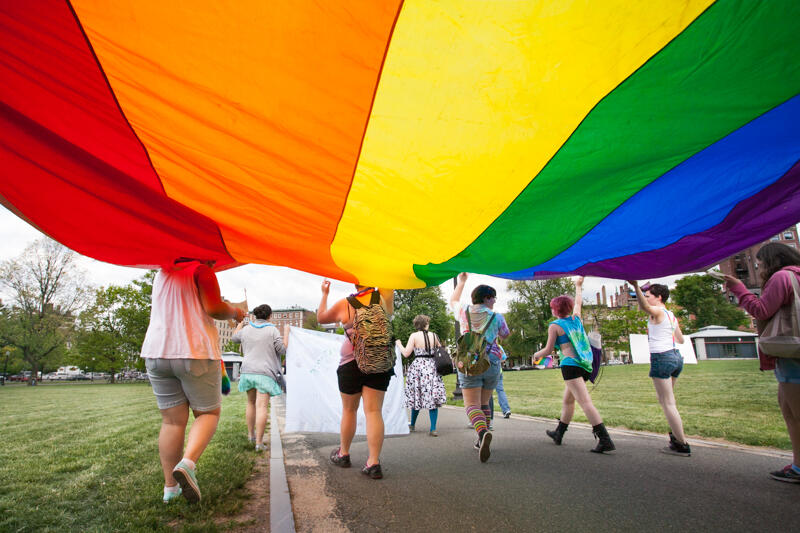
top-left (465, 305), bottom-right (473, 332)
top-left (480, 312), bottom-right (497, 335)
top-left (433, 332), bottom-right (441, 347)
top-left (346, 295), bottom-right (364, 309)
top-left (422, 331), bottom-right (430, 353)
top-left (369, 289), bottom-right (381, 305)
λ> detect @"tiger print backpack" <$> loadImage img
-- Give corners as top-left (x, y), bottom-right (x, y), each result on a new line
top-left (346, 289), bottom-right (395, 374)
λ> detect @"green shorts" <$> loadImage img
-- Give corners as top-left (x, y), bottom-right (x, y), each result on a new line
top-left (238, 373), bottom-right (283, 396)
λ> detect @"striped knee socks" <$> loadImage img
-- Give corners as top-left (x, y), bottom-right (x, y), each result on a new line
top-left (466, 405), bottom-right (487, 434)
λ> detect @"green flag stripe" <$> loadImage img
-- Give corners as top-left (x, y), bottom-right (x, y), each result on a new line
top-left (414, 0), bottom-right (800, 285)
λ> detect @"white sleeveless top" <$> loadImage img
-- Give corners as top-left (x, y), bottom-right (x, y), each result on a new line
top-left (648, 308), bottom-right (677, 353)
top-left (140, 262), bottom-right (221, 360)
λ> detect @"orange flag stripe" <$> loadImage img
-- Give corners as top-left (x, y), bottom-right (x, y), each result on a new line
top-left (71, 1), bottom-right (403, 281)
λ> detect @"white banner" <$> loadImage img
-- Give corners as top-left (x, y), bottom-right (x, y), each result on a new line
top-left (283, 327), bottom-right (409, 435)
top-left (630, 334), bottom-right (697, 365)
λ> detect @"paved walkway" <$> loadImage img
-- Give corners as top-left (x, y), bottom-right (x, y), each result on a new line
top-left (274, 399), bottom-right (796, 532)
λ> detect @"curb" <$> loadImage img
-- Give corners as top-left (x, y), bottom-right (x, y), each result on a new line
top-left (270, 397), bottom-right (296, 533)
top-left (440, 404), bottom-right (792, 459)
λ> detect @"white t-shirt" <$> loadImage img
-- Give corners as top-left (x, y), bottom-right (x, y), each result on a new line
top-left (140, 262), bottom-right (221, 360)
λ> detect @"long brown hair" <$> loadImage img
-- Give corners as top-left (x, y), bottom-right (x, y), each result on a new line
top-left (756, 243), bottom-right (800, 287)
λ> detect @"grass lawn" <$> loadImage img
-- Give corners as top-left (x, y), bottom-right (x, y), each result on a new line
top-left (0, 383), bottom-right (258, 532)
top-left (444, 359), bottom-right (789, 449)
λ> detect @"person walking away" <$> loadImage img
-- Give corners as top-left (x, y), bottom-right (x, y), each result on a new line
top-left (534, 277), bottom-right (614, 453)
top-left (317, 281), bottom-right (395, 479)
top-left (232, 304), bottom-right (289, 452)
top-left (629, 280), bottom-right (690, 456)
top-left (723, 243), bottom-right (800, 483)
top-left (396, 314), bottom-right (447, 436)
top-left (141, 258), bottom-right (245, 503)
top-left (450, 272), bottom-right (510, 462)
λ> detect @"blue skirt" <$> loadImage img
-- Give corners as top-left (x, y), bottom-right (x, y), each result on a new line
top-left (237, 373), bottom-right (283, 396)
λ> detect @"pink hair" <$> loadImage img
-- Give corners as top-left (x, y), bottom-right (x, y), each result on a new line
top-left (550, 295), bottom-right (574, 318)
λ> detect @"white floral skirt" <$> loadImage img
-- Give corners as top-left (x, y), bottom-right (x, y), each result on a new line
top-left (404, 357), bottom-right (446, 410)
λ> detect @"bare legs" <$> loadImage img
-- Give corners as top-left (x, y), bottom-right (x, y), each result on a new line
top-left (560, 378), bottom-right (603, 426)
top-left (652, 377), bottom-right (686, 443)
top-left (362, 387), bottom-right (386, 466)
top-left (245, 389), bottom-right (270, 446)
top-left (462, 386), bottom-right (493, 409)
top-left (157, 403), bottom-right (220, 486)
top-left (778, 382), bottom-right (800, 465)
top-left (338, 388), bottom-right (386, 465)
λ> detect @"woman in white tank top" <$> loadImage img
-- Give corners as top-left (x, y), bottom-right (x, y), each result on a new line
top-left (630, 280), bottom-right (691, 457)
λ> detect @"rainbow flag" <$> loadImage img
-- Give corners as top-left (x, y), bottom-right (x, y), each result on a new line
top-left (1, 1), bottom-right (798, 288)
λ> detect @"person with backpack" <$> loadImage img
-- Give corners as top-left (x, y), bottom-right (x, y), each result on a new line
top-left (629, 279), bottom-right (690, 457)
top-left (722, 243), bottom-right (800, 483)
top-left (396, 314), bottom-right (447, 436)
top-left (450, 272), bottom-right (510, 462)
top-left (534, 277), bottom-right (615, 453)
top-left (317, 281), bottom-right (395, 479)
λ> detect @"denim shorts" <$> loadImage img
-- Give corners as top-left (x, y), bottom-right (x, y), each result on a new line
top-left (775, 358), bottom-right (800, 384)
top-left (649, 349), bottom-right (683, 379)
top-left (145, 358), bottom-right (221, 411)
top-left (458, 360), bottom-right (501, 390)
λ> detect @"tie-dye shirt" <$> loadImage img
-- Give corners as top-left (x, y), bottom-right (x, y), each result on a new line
top-left (550, 315), bottom-right (593, 373)
top-left (453, 303), bottom-right (510, 361)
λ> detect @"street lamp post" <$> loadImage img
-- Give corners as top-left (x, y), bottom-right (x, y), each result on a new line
top-left (452, 276), bottom-right (462, 400)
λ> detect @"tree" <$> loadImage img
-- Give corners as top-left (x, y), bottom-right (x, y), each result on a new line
top-left (671, 274), bottom-right (748, 332)
top-left (303, 313), bottom-right (325, 331)
top-left (504, 278), bottom-right (574, 363)
top-left (222, 340), bottom-right (241, 353)
top-left (596, 306), bottom-right (647, 360)
top-left (72, 272), bottom-right (154, 381)
top-left (0, 239), bottom-right (89, 385)
top-left (392, 286), bottom-right (453, 346)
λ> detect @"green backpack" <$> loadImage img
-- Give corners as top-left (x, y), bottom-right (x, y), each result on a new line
top-left (346, 290), bottom-right (395, 374)
top-left (454, 310), bottom-right (496, 376)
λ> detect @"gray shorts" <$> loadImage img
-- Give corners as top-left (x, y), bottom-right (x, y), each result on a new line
top-left (145, 358), bottom-right (221, 411)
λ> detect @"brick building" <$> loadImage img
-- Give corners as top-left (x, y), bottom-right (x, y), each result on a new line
top-left (718, 225), bottom-right (799, 292)
top-left (214, 298), bottom-right (249, 353)
top-left (269, 306), bottom-right (315, 330)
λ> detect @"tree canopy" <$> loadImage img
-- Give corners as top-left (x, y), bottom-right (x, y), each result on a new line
top-left (503, 278), bottom-right (574, 362)
top-left (671, 274), bottom-right (749, 332)
top-left (72, 272), bottom-right (154, 380)
top-left (392, 286), bottom-right (453, 346)
top-left (0, 239), bottom-right (89, 384)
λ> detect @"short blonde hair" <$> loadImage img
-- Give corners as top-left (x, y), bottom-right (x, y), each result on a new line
top-left (413, 314), bottom-right (430, 331)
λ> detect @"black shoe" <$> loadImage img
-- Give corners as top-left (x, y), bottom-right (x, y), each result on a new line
top-left (661, 440), bottom-right (691, 457)
top-left (361, 463), bottom-right (383, 479)
top-left (590, 423), bottom-right (616, 454)
top-left (503, 412), bottom-right (511, 419)
top-left (770, 465), bottom-right (800, 483)
top-left (546, 420), bottom-right (569, 445)
top-left (475, 430), bottom-right (492, 462)
top-left (330, 448), bottom-right (351, 468)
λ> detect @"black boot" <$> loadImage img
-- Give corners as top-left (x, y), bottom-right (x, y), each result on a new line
top-left (590, 423), bottom-right (615, 453)
top-left (546, 420), bottom-right (569, 445)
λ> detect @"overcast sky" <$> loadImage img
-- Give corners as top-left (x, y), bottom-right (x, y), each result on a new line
top-left (1, 205), bottom-right (691, 313)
